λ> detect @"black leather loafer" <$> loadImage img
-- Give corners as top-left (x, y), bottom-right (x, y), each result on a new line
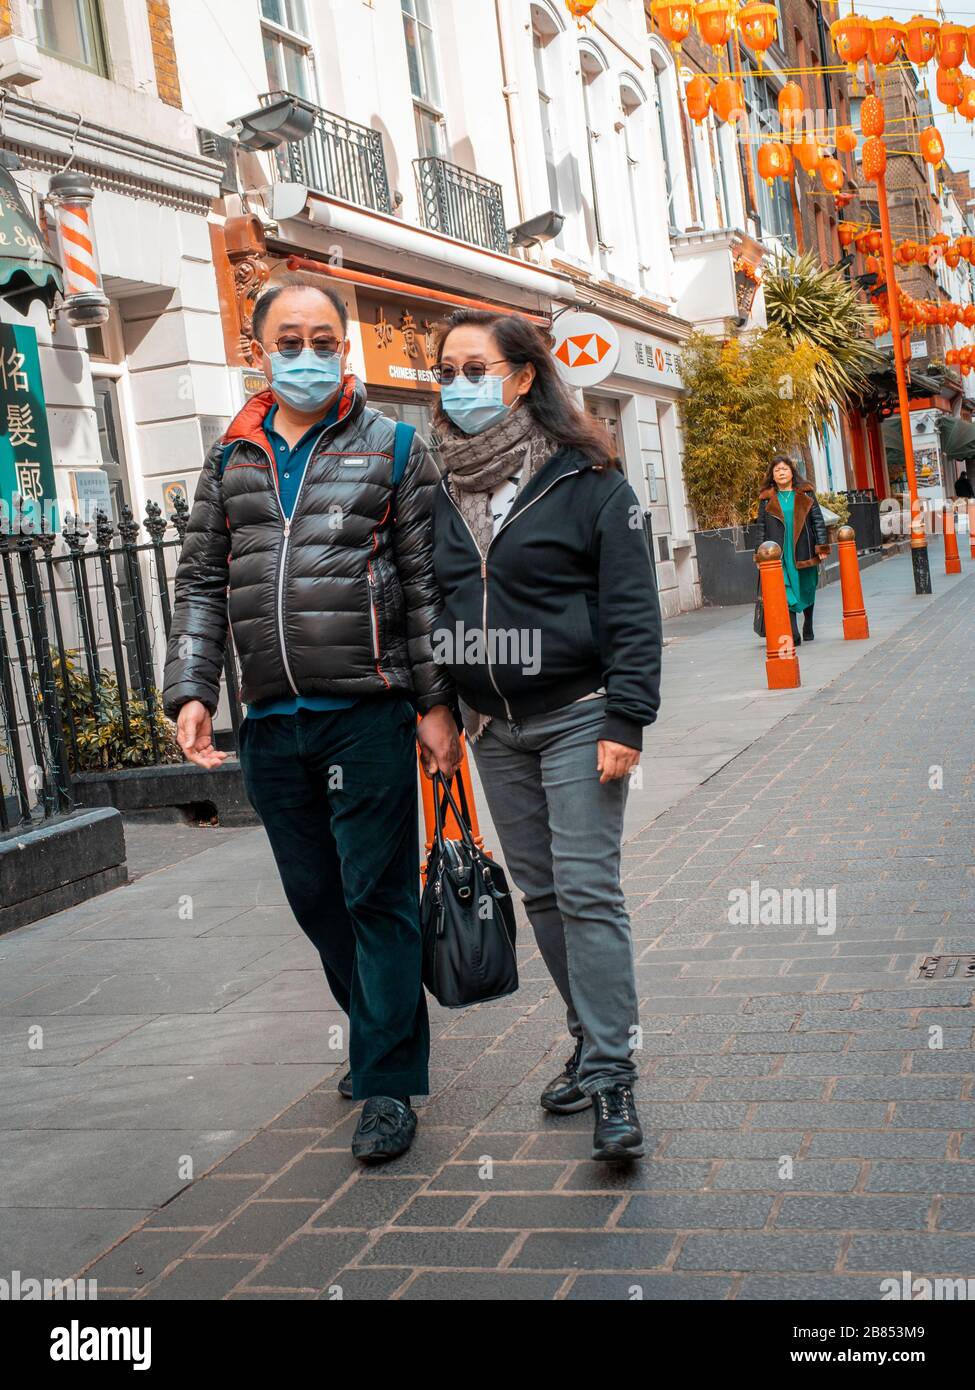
top-left (337, 1070), bottom-right (353, 1099)
top-left (351, 1097), bottom-right (417, 1164)
top-left (540, 1039), bottom-right (590, 1114)
top-left (592, 1083), bottom-right (644, 1161)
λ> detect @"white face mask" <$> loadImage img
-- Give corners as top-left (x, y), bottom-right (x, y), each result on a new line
top-left (440, 371), bottom-right (517, 435)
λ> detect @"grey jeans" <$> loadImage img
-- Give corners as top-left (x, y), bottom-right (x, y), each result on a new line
top-left (472, 696), bottom-right (639, 1093)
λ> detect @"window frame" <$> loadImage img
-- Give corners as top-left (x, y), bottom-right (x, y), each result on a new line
top-left (34, 0), bottom-right (110, 78)
top-left (261, 0), bottom-right (316, 100)
top-left (402, 0), bottom-right (447, 157)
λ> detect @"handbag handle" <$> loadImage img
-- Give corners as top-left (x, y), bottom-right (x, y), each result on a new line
top-left (432, 771), bottom-right (477, 852)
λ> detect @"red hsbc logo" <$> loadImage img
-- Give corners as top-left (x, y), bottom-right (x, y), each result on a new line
top-left (555, 332), bottom-right (614, 369)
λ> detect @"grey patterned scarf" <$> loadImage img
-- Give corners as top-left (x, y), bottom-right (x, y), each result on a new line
top-left (439, 407), bottom-right (555, 559)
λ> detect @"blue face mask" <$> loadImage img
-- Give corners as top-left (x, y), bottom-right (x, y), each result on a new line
top-left (441, 371), bottom-right (515, 436)
top-left (267, 349), bottom-right (343, 411)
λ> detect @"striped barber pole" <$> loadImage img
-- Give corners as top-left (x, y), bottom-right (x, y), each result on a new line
top-left (56, 201), bottom-right (103, 296)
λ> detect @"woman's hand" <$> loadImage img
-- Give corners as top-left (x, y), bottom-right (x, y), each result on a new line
top-left (416, 705), bottom-right (462, 779)
top-left (598, 740), bottom-right (640, 785)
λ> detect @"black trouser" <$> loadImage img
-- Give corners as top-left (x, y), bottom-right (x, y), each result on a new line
top-left (238, 698), bottom-right (429, 1100)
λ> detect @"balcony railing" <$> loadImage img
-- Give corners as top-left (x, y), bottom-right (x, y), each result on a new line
top-left (414, 156), bottom-right (508, 254)
top-left (259, 93), bottom-right (391, 214)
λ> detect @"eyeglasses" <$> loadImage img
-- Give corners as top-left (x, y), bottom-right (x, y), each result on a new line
top-left (432, 359), bottom-right (509, 386)
top-left (270, 335), bottom-right (343, 360)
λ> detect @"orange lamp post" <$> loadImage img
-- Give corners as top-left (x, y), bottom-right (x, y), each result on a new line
top-left (968, 500), bottom-right (975, 561)
top-left (836, 525), bottom-right (870, 639)
top-left (943, 503), bottom-right (962, 575)
top-left (755, 542), bottom-right (800, 689)
top-left (867, 108), bottom-right (932, 596)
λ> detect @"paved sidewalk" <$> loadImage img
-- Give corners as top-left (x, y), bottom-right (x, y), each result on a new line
top-left (1, 548), bottom-right (972, 1298)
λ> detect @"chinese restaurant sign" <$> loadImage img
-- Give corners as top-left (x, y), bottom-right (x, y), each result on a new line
top-left (358, 292), bottom-right (442, 392)
top-left (0, 323), bottom-right (58, 532)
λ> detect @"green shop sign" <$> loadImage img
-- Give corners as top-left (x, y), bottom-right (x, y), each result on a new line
top-left (0, 322), bottom-right (58, 535)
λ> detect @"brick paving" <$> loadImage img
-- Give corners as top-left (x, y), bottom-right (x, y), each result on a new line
top-left (60, 578), bottom-right (975, 1296)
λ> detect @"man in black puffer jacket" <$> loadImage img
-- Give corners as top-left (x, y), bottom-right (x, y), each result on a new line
top-left (163, 281), bottom-right (459, 1163)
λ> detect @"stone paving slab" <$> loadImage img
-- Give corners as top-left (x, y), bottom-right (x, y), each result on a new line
top-left (2, 551), bottom-right (973, 1300)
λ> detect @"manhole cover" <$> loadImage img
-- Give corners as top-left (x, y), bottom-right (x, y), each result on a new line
top-left (918, 954), bottom-right (975, 981)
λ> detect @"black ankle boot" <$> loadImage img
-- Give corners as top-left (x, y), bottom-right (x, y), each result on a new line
top-left (802, 606), bottom-right (815, 642)
top-left (789, 612), bottom-right (802, 647)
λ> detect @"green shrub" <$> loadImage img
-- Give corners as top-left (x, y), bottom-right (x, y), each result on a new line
top-left (47, 650), bottom-right (182, 773)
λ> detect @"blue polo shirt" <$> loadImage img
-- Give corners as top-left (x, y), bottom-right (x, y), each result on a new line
top-left (247, 401), bottom-right (358, 719)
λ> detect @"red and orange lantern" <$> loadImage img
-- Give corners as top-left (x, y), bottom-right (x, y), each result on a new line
top-left (650, 0), bottom-right (693, 50)
top-left (860, 93), bottom-right (885, 137)
top-left (695, 0), bottom-right (735, 50)
top-left (960, 76), bottom-right (975, 124)
top-left (685, 73), bottom-right (712, 125)
top-left (778, 81), bottom-right (804, 134)
top-left (937, 22), bottom-right (967, 71)
top-left (831, 14), bottom-right (871, 69)
top-left (757, 140), bottom-right (790, 183)
top-left (968, 25), bottom-right (975, 68)
top-left (862, 135), bottom-right (887, 182)
top-left (739, 2), bottom-right (778, 64)
top-left (565, 0), bottom-right (600, 18)
top-left (920, 125), bottom-right (945, 167)
top-left (819, 156), bottom-right (844, 194)
top-left (904, 16), bottom-right (939, 67)
top-left (711, 77), bottom-right (745, 125)
top-left (838, 222), bottom-right (858, 248)
top-left (835, 124), bottom-right (857, 154)
top-left (868, 18), bottom-right (904, 69)
top-left (793, 138), bottom-right (822, 174)
top-left (936, 67), bottom-right (963, 109)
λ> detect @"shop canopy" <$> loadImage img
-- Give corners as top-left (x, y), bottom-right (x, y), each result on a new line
top-left (882, 414), bottom-right (975, 472)
top-left (0, 158), bottom-right (63, 316)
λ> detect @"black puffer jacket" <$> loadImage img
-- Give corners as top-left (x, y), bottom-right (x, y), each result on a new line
top-left (162, 377), bottom-right (453, 717)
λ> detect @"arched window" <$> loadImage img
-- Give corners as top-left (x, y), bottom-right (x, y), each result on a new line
top-left (620, 77), bottom-right (652, 288)
top-left (529, 2), bottom-right (580, 250)
top-left (649, 43), bottom-right (688, 234)
top-left (579, 40), bottom-right (613, 266)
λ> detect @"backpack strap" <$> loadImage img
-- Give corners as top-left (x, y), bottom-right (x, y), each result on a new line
top-left (392, 420), bottom-right (416, 490)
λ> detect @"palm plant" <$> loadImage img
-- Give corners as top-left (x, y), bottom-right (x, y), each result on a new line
top-left (763, 252), bottom-right (883, 437)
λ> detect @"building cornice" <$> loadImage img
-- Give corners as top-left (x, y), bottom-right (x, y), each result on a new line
top-left (0, 90), bottom-right (223, 212)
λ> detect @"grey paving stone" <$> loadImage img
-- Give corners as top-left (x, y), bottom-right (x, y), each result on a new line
top-left (199, 1201), bottom-right (318, 1254)
top-left (665, 1133), bottom-right (804, 1159)
top-left (676, 1234), bottom-right (841, 1272)
top-left (806, 1132), bottom-right (950, 1159)
top-left (469, 1194), bottom-right (620, 1228)
top-left (85, 1229), bottom-right (200, 1289)
top-left (563, 1161), bottom-right (711, 1192)
top-left (513, 1231), bottom-right (674, 1270)
top-left (392, 1196), bottom-right (478, 1228)
top-left (618, 1194), bottom-right (772, 1229)
top-left (775, 1197), bottom-right (930, 1231)
top-left (320, 1268), bottom-right (413, 1300)
top-left (737, 1275), bottom-right (885, 1300)
top-left (566, 1274), bottom-right (733, 1300)
top-left (310, 1178), bottom-right (425, 1229)
top-left (212, 1130), bottom-right (317, 1177)
top-left (891, 1103), bottom-right (975, 1128)
top-left (260, 1151), bottom-right (354, 1200)
top-left (430, 1162), bottom-right (570, 1193)
top-left (845, 1235), bottom-right (975, 1272)
top-left (148, 1256), bottom-right (259, 1300)
top-left (749, 1102), bottom-right (889, 1128)
top-left (935, 1198), bottom-right (975, 1232)
top-left (866, 1163), bottom-right (975, 1194)
top-left (361, 1230), bottom-right (515, 1268)
top-left (399, 1271), bottom-right (565, 1299)
top-left (712, 1161), bottom-right (861, 1193)
top-left (146, 1176), bottom-right (265, 1228)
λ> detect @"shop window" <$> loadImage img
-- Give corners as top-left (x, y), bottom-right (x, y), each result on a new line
top-left (580, 43), bottom-right (612, 266)
top-left (620, 79), bottom-right (653, 286)
top-left (35, 0), bottom-right (109, 76)
top-left (261, 0), bottom-right (315, 101)
top-left (401, 0), bottom-right (446, 158)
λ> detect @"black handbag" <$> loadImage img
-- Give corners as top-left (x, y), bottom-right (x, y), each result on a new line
top-left (753, 575), bottom-right (765, 638)
top-left (420, 773), bottom-right (518, 1008)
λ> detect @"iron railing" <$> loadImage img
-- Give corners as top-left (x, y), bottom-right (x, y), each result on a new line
top-left (0, 496), bottom-right (242, 835)
top-left (414, 156), bottom-right (508, 253)
top-left (260, 92), bottom-right (392, 213)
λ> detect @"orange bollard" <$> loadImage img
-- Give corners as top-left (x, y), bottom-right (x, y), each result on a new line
top-left (755, 541), bottom-right (800, 689)
top-left (969, 501), bottom-right (975, 562)
top-left (943, 500), bottom-right (962, 575)
top-left (419, 733), bottom-right (485, 882)
top-left (836, 524), bottom-right (870, 640)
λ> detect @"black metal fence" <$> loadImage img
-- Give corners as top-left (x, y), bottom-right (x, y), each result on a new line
top-left (260, 93), bottom-right (392, 214)
top-left (414, 156), bottom-right (509, 254)
top-left (0, 496), bottom-right (242, 835)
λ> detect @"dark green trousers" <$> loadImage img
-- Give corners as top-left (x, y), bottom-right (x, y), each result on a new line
top-left (238, 698), bottom-right (429, 1100)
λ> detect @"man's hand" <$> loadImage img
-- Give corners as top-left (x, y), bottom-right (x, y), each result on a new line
top-left (416, 704), bottom-right (462, 780)
top-left (598, 740), bottom-right (640, 785)
top-left (177, 700), bottom-right (229, 771)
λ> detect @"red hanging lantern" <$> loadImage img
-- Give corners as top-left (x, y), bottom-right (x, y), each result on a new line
top-left (937, 22), bottom-right (967, 70)
top-left (957, 235), bottom-right (974, 261)
top-left (831, 15), bottom-right (872, 69)
top-left (963, 304), bottom-right (975, 328)
top-left (685, 74), bottom-right (712, 125)
top-left (946, 348), bottom-right (959, 366)
top-left (968, 24), bottom-right (975, 68)
top-left (960, 77), bottom-right (975, 124)
top-left (867, 229), bottom-right (883, 255)
top-left (835, 124), bottom-right (857, 154)
top-left (696, 0), bottom-right (735, 50)
top-left (757, 141), bottom-right (789, 183)
top-left (819, 156), bottom-right (844, 194)
top-left (920, 125), bottom-right (945, 167)
top-left (860, 94), bottom-right (885, 137)
top-left (838, 222), bottom-right (858, 248)
top-left (778, 81), bottom-right (805, 134)
top-left (565, 0), bottom-right (600, 18)
top-left (936, 67), bottom-right (963, 109)
top-left (739, 3), bottom-right (779, 65)
top-left (904, 16), bottom-right (939, 67)
top-left (793, 138), bottom-right (822, 173)
top-left (868, 19), bottom-right (904, 69)
top-left (900, 240), bottom-right (918, 263)
top-left (855, 228), bottom-right (874, 255)
top-left (862, 135), bottom-right (887, 182)
top-left (711, 77), bottom-right (745, 125)
top-left (650, 0), bottom-right (693, 50)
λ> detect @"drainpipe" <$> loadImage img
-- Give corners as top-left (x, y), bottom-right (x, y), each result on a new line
top-left (495, 0), bottom-right (528, 226)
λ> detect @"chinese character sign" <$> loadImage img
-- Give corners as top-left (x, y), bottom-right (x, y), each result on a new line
top-left (0, 323), bottom-right (58, 533)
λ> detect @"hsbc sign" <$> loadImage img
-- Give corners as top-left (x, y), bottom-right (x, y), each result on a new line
top-left (552, 312), bottom-right (621, 387)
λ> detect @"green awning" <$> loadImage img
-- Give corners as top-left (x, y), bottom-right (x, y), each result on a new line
top-left (0, 162), bottom-right (63, 315)
top-left (939, 415), bottom-right (975, 462)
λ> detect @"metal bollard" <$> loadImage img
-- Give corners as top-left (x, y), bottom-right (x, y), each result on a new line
top-left (836, 524), bottom-right (870, 640)
top-left (755, 541), bottom-right (800, 690)
top-left (943, 501), bottom-right (962, 575)
top-left (969, 501), bottom-right (975, 562)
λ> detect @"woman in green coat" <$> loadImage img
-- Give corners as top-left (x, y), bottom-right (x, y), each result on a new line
top-left (757, 456), bottom-right (830, 644)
